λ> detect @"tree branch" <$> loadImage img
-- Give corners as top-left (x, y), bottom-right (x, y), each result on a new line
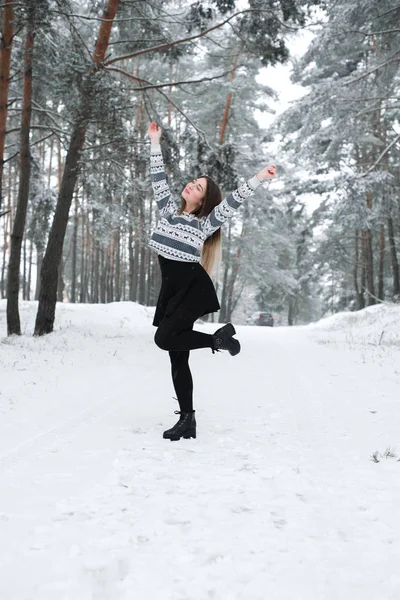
top-left (340, 28), bottom-right (400, 37)
top-left (372, 4), bottom-right (400, 20)
top-left (51, 10), bottom-right (155, 23)
top-left (105, 65), bottom-right (245, 91)
top-left (104, 66), bottom-right (209, 142)
top-left (104, 9), bottom-right (297, 67)
top-left (4, 133), bottom-right (61, 164)
top-left (343, 51), bottom-right (400, 86)
top-left (362, 133), bottom-right (400, 177)
top-left (6, 125), bottom-right (66, 136)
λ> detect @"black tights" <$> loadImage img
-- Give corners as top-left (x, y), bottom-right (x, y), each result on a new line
top-left (155, 307), bottom-right (214, 413)
top-left (169, 350), bottom-right (193, 413)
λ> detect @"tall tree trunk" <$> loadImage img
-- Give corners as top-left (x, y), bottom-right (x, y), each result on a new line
top-left (35, 250), bottom-right (43, 300)
top-left (115, 226), bottom-right (121, 301)
top-left (225, 214), bottom-right (247, 321)
top-left (100, 247), bottom-right (106, 303)
top-left (132, 206), bottom-right (139, 302)
top-left (360, 231), bottom-right (366, 310)
top-left (34, 0), bottom-right (120, 335)
top-left (128, 223), bottom-right (134, 301)
top-left (365, 193), bottom-right (375, 306)
top-left (139, 244), bottom-right (146, 304)
top-left (57, 260), bottom-right (65, 302)
top-left (378, 223), bottom-right (385, 301)
top-left (218, 50), bottom-right (240, 145)
top-left (106, 241), bottom-right (113, 302)
top-left (145, 192), bottom-right (153, 305)
top-left (0, 0), bottom-right (14, 212)
top-left (22, 232), bottom-right (27, 300)
top-left (93, 241), bottom-right (100, 303)
top-left (138, 191), bottom-right (146, 303)
top-left (1, 162), bottom-right (11, 296)
top-left (27, 236), bottom-right (33, 301)
top-left (219, 220), bottom-right (232, 322)
top-left (387, 216), bottom-right (399, 298)
top-left (85, 211), bottom-right (91, 302)
top-left (6, 11), bottom-right (35, 335)
top-left (79, 203), bottom-right (86, 302)
top-left (217, 51), bottom-right (242, 321)
top-left (353, 229), bottom-right (363, 309)
top-left (288, 295), bottom-right (295, 326)
top-left (1, 203), bottom-right (9, 297)
top-left (71, 188), bottom-right (79, 302)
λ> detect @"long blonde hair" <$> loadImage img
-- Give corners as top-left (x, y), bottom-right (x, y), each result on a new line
top-left (178, 175), bottom-right (222, 276)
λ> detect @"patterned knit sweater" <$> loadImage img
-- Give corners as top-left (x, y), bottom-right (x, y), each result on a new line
top-left (149, 144), bottom-right (262, 263)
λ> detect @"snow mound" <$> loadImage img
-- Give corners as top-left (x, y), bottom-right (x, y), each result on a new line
top-left (308, 303), bottom-right (400, 347)
top-left (0, 300), bottom-right (154, 337)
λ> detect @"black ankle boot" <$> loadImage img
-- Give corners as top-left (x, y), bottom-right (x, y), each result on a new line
top-left (163, 410), bottom-right (197, 441)
top-left (212, 323), bottom-right (241, 356)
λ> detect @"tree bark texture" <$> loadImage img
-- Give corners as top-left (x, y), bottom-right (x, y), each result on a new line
top-left (378, 223), bottom-right (385, 301)
top-left (365, 193), bottom-right (375, 306)
top-left (387, 216), bottom-right (399, 298)
top-left (0, 0), bottom-right (14, 212)
top-left (218, 50), bottom-right (240, 145)
top-left (1, 162), bottom-right (11, 297)
top-left (71, 189), bottom-right (79, 302)
top-left (6, 13), bottom-right (35, 335)
top-left (34, 0), bottom-right (120, 335)
top-left (360, 231), bottom-right (366, 310)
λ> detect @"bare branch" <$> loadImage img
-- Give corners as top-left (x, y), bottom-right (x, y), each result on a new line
top-left (108, 38), bottom-right (165, 45)
top-left (6, 125), bottom-right (66, 136)
top-left (362, 133), bottom-right (400, 177)
top-left (371, 4), bottom-right (400, 20)
top-left (30, 132), bottom-right (58, 147)
top-left (7, 99), bottom-right (75, 128)
top-left (105, 65), bottom-right (246, 91)
top-left (343, 51), bottom-right (400, 86)
top-left (51, 10), bottom-right (155, 23)
top-left (339, 28), bottom-right (400, 37)
top-left (106, 66), bottom-right (209, 142)
top-left (104, 9), bottom-right (298, 67)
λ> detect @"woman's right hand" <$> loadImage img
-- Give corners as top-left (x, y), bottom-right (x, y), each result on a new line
top-left (148, 121), bottom-right (162, 143)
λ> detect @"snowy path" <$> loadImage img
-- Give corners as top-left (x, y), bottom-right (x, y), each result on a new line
top-left (1, 301), bottom-right (400, 599)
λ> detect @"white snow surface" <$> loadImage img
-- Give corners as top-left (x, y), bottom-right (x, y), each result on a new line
top-left (1, 300), bottom-right (400, 600)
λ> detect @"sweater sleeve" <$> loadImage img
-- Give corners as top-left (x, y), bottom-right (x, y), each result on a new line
top-left (200, 176), bottom-right (262, 238)
top-left (150, 144), bottom-right (178, 218)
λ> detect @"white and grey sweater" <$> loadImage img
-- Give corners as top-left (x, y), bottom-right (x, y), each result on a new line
top-left (148, 144), bottom-right (262, 263)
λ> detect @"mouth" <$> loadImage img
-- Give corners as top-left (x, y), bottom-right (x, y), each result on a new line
top-left (184, 188), bottom-right (189, 195)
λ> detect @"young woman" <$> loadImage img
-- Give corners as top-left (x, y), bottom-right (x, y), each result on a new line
top-left (148, 121), bottom-right (276, 441)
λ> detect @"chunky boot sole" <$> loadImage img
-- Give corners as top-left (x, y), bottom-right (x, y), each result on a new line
top-left (163, 428), bottom-right (196, 441)
top-left (213, 323), bottom-right (240, 356)
top-left (229, 339), bottom-right (241, 356)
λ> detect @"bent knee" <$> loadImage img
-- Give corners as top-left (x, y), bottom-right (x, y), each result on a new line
top-left (154, 327), bottom-right (171, 351)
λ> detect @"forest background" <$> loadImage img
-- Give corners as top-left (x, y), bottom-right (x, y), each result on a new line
top-left (0, 0), bottom-right (399, 335)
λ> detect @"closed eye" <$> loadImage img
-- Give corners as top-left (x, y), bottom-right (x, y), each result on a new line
top-left (193, 179), bottom-right (203, 192)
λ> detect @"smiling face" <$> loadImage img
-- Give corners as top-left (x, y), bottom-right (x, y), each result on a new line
top-left (181, 177), bottom-right (208, 213)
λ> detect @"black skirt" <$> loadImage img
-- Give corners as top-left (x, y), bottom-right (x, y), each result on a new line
top-left (153, 255), bottom-right (220, 327)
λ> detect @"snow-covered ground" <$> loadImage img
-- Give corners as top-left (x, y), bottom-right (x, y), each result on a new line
top-left (1, 300), bottom-right (400, 600)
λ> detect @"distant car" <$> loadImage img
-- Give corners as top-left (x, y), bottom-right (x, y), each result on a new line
top-left (246, 311), bottom-right (274, 327)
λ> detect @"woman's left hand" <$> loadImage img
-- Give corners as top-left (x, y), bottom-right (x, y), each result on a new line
top-left (256, 165), bottom-right (276, 182)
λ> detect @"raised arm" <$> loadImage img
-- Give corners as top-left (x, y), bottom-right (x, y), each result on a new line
top-left (200, 165), bottom-right (276, 238)
top-left (148, 122), bottom-right (178, 218)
